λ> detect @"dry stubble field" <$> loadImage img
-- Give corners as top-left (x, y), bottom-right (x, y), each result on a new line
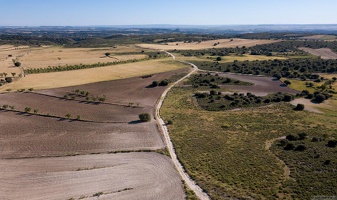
top-left (137, 38), bottom-right (277, 50)
top-left (0, 59), bottom-right (186, 91)
top-left (299, 47), bottom-right (337, 59)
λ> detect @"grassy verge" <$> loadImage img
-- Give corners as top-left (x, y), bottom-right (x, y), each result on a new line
top-left (161, 87), bottom-right (337, 199)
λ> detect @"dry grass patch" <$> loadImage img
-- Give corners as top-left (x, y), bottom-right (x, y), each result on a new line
top-left (174, 53), bottom-right (286, 63)
top-left (0, 59), bottom-right (186, 91)
top-left (0, 45), bottom-right (147, 76)
top-left (137, 39), bottom-right (277, 50)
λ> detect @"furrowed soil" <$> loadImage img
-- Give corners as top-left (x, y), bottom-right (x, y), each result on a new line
top-left (0, 68), bottom-right (190, 158)
top-left (0, 152), bottom-right (184, 200)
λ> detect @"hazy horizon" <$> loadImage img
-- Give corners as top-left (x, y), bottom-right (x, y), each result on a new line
top-left (0, 0), bottom-right (336, 26)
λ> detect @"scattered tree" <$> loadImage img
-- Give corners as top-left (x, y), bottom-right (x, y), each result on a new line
top-left (14, 62), bottom-right (21, 67)
top-left (139, 113), bottom-right (151, 122)
top-left (24, 107), bottom-right (31, 113)
top-left (294, 104), bottom-right (305, 111)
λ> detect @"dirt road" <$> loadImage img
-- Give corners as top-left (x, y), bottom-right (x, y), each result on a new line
top-left (157, 52), bottom-right (210, 200)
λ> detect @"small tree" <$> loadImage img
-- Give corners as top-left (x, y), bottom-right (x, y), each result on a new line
top-left (286, 134), bottom-right (298, 141)
top-left (25, 107), bottom-right (31, 113)
top-left (5, 77), bottom-right (12, 83)
top-left (216, 57), bottom-right (222, 61)
top-left (14, 62), bottom-right (21, 67)
top-left (150, 81), bottom-right (158, 87)
top-left (294, 104), bottom-right (305, 111)
top-left (139, 113), bottom-right (151, 122)
top-left (284, 80), bottom-right (291, 85)
top-left (159, 80), bottom-right (169, 86)
top-left (105, 52), bottom-right (111, 57)
top-left (327, 140), bottom-right (337, 148)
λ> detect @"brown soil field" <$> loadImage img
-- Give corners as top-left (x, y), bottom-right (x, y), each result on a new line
top-left (0, 152), bottom-right (184, 200)
top-left (0, 68), bottom-right (190, 158)
top-left (137, 39), bottom-right (277, 50)
top-left (0, 59), bottom-right (186, 91)
top-left (212, 72), bottom-right (298, 96)
top-left (299, 47), bottom-right (337, 59)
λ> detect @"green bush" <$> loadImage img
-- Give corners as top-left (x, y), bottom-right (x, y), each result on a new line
top-left (139, 113), bottom-right (151, 122)
top-left (294, 104), bottom-right (305, 111)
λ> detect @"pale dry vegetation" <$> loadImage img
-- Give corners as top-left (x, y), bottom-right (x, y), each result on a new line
top-left (137, 39), bottom-right (277, 50)
top-left (0, 59), bottom-right (186, 91)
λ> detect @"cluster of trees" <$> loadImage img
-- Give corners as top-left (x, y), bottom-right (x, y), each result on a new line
top-left (149, 79), bottom-right (169, 87)
top-left (174, 40), bottom-right (337, 58)
top-left (279, 133), bottom-right (336, 152)
top-left (299, 90), bottom-right (332, 103)
top-left (194, 58), bottom-right (337, 78)
top-left (188, 73), bottom-right (252, 89)
top-left (195, 91), bottom-right (294, 111)
top-left (64, 90), bottom-right (106, 103)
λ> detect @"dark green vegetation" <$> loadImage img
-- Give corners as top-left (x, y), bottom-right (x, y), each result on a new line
top-left (192, 58), bottom-right (337, 77)
top-left (161, 87), bottom-right (337, 199)
top-left (195, 91), bottom-right (294, 111)
top-left (172, 40), bottom-right (337, 58)
top-left (139, 113), bottom-right (151, 122)
top-left (271, 133), bottom-right (337, 199)
top-left (185, 73), bottom-right (252, 88)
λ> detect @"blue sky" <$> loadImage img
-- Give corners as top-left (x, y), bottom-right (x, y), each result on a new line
top-left (0, 0), bottom-right (336, 26)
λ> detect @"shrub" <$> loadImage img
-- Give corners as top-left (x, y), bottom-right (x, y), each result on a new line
top-left (295, 145), bottom-right (306, 151)
top-left (294, 104), bottom-right (305, 111)
top-left (327, 140), bottom-right (337, 148)
top-left (159, 80), bottom-right (169, 86)
top-left (313, 94), bottom-right (325, 103)
top-left (298, 133), bottom-right (307, 140)
top-left (284, 143), bottom-right (295, 150)
top-left (150, 81), bottom-right (158, 87)
top-left (286, 134), bottom-right (299, 141)
top-left (5, 77), bottom-right (12, 83)
top-left (311, 137), bottom-right (320, 142)
top-left (24, 107), bottom-right (31, 113)
top-left (167, 120), bottom-right (173, 125)
top-left (284, 80), bottom-right (291, 85)
top-left (14, 62), bottom-right (21, 67)
top-left (139, 113), bottom-right (151, 122)
top-left (283, 94), bottom-right (293, 102)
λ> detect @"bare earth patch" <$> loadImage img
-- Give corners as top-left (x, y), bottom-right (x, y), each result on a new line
top-left (0, 69), bottom-right (190, 158)
top-left (214, 72), bottom-right (298, 96)
top-left (0, 152), bottom-right (184, 200)
top-left (290, 98), bottom-right (323, 113)
top-left (137, 39), bottom-right (277, 50)
top-left (299, 47), bottom-right (337, 59)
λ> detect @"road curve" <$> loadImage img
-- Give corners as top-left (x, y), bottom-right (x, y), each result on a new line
top-left (156, 51), bottom-right (210, 200)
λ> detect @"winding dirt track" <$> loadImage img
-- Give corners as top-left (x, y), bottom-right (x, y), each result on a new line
top-left (156, 51), bottom-right (211, 200)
